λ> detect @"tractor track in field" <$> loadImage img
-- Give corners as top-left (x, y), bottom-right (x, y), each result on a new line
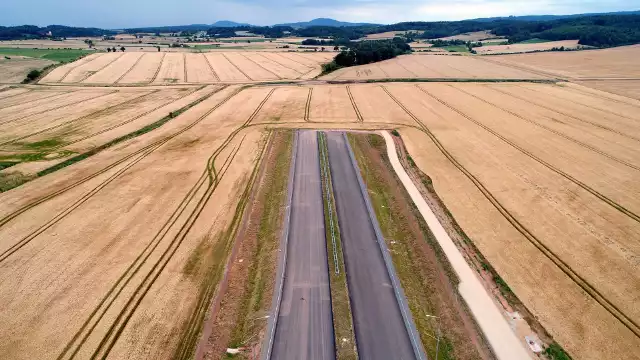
top-left (80, 53), bottom-right (126, 84)
top-left (149, 53), bottom-right (167, 84)
top-left (239, 53), bottom-right (283, 80)
top-left (415, 84), bottom-right (640, 224)
top-left (183, 53), bottom-right (188, 83)
top-left (83, 88), bottom-right (275, 360)
top-left (451, 85), bottom-right (640, 172)
top-left (0, 86), bottom-right (239, 245)
top-left (57, 55), bottom-right (98, 83)
top-left (380, 84), bottom-right (640, 340)
top-left (346, 85), bottom-right (363, 122)
top-left (58, 132), bottom-right (247, 360)
top-left (255, 53), bottom-right (303, 75)
top-left (0, 89), bottom-right (78, 112)
top-left (561, 84), bottom-right (640, 108)
top-left (489, 86), bottom-right (640, 143)
top-left (49, 87), bottom-right (208, 150)
top-left (114, 53), bottom-right (146, 84)
top-left (202, 53), bottom-right (221, 82)
top-left (0, 88), bottom-right (34, 101)
top-left (221, 53), bottom-right (253, 81)
top-left (304, 87), bottom-right (313, 122)
top-left (0, 90), bottom-right (158, 147)
top-left (0, 90), bottom-right (117, 126)
top-left (514, 84), bottom-right (639, 121)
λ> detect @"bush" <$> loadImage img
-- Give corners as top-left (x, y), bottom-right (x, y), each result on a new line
top-left (391, 129), bottom-right (400, 137)
top-left (321, 61), bottom-right (342, 75)
top-left (545, 343), bottom-right (572, 360)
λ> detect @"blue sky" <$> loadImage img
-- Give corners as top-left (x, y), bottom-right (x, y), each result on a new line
top-left (1, 0), bottom-right (638, 28)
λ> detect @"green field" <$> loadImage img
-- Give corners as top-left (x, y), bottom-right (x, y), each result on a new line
top-left (0, 48), bottom-right (92, 62)
top-left (516, 38), bottom-right (552, 44)
top-left (441, 45), bottom-right (469, 53)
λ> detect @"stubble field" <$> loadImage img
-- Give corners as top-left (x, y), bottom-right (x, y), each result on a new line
top-left (40, 51), bottom-right (332, 85)
top-left (319, 54), bottom-right (551, 80)
top-left (1, 57), bottom-right (639, 360)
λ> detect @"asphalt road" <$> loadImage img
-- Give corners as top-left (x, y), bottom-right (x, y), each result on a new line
top-left (326, 131), bottom-right (417, 360)
top-left (271, 130), bottom-right (335, 360)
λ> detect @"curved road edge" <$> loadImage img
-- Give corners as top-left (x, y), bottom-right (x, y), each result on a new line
top-left (343, 132), bottom-right (427, 360)
top-left (379, 130), bottom-right (533, 360)
top-left (260, 131), bottom-right (299, 360)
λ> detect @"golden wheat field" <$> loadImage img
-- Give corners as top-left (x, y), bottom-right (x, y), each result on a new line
top-left (1, 80), bottom-right (639, 360)
top-left (40, 51), bottom-right (332, 84)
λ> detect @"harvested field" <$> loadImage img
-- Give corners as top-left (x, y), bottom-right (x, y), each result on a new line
top-left (320, 54), bottom-right (550, 80)
top-left (485, 45), bottom-right (640, 79)
top-left (0, 85), bottom-right (268, 360)
top-left (1, 79), bottom-right (638, 360)
top-left (574, 80), bottom-right (640, 100)
top-left (0, 86), bottom-right (220, 175)
top-left (0, 57), bottom-right (55, 83)
top-left (475, 40), bottom-right (580, 54)
top-left (41, 51), bottom-right (329, 85)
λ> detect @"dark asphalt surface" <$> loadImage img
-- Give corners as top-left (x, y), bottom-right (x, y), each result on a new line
top-left (271, 130), bottom-right (335, 360)
top-left (326, 132), bottom-right (417, 360)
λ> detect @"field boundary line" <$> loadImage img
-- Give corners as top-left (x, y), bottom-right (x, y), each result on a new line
top-left (0, 90), bottom-right (117, 126)
top-left (54, 87), bottom-right (205, 149)
top-left (346, 85), bottom-right (364, 122)
top-left (261, 130), bottom-right (297, 360)
top-left (452, 85), bottom-right (640, 171)
top-left (57, 89), bottom-right (251, 360)
top-left (380, 84), bottom-right (640, 339)
top-left (221, 53), bottom-right (253, 81)
top-left (0, 90), bottom-right (157, 147)
top-left (149, 53), bottom-right (167, 84)
top-left (239, 53), bottom-right (283, 80)
top-left (489, 85), bottom-right (640, 143)
top-left (304, 87), bottom-right (313, 122)
top-left (202, 53), bottom-right (221, 81)
top-left (343, 131), bottom-right (427, 360)
top-left (80, 52), bottom-right (126, 84)
top-left (92, 90), bottom-right (275, 359)
top-left (0, 86), bottom-right (238, 230)
top-left (114, 52), bottom-right (145, 84)
top-left (416, 84), bottom-right (640, 224)
top-left (183, 53), bottom-right (188, 83)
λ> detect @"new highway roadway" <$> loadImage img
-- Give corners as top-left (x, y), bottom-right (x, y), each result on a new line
top-left (326, 131), bottom-right (418, 360)
top-left (270, 130), bottom-right (335, 360)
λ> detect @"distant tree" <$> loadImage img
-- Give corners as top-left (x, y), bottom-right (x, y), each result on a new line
top-left (120, 46), bottom-right (125, 52)
top-left (157, 46), bottom-right (161, 52)
top-left (321, 47), bottom-right (325, 52)
top-left (111, 47), bottom-right (116, 52)
top-left (107, 47), bottom-right (111, 52)
top-left (333, 46), bottom-right (339, 51)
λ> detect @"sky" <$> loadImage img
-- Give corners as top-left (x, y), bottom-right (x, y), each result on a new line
top-left (0, 0), bottom-right (638, 28)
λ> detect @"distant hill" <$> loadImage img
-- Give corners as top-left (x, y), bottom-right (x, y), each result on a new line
top-left (275, 18), bottom-right (379, 28)
top-left (471, 10), bottom-right (640, 22)
top-left (212, 20), bottom-right (252, 27)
